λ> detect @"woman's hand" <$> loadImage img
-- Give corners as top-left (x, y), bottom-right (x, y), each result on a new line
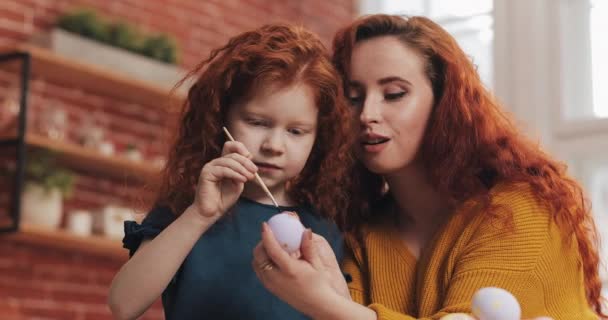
top-left (252, 223), bottom-right (351, 318)
top-left (191, 141), bottom-right (257, 220)
top-left (439, 314), bottom-right (554, 320)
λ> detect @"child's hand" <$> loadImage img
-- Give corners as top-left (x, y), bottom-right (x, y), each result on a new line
top-left (192, 141), bottom-right (257, 219)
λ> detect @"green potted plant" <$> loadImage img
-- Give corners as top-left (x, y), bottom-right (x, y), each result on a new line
top-left (35, 8), bottom-right (184, 91)
top-left (56, 9), bottom-right (109, 43)
top-left (20, 150), bottom-right (75, 229)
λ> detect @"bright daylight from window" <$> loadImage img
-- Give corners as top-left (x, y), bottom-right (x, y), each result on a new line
top-left (592, 0), bottom-right (608, 117)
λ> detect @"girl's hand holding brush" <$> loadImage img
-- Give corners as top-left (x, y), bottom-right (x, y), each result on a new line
top-left (191, 139), bottom-right (258, 220)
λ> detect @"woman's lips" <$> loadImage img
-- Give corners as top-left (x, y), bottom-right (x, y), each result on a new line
top-left (361, 139), bottom-right (389, 153)
top-left (360, 132), bottom-right (390, 152)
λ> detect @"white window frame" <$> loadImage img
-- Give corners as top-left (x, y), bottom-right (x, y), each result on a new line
top-left (494, 0), bottom-right (608, 284)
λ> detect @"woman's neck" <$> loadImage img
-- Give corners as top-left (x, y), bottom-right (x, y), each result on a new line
top-left (385, 163), bottom-right (450, 232)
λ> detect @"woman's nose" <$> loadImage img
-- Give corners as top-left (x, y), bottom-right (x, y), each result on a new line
top-left (359, 98), bottom-right (382, 125)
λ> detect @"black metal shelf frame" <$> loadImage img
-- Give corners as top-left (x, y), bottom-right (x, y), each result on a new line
top-left (0, 51), bottom-right (31, 233)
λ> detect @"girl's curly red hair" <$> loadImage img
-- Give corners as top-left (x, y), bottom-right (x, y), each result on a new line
top-left (333, 14), bottom-right (606, 317)
top-left (154, 24), bottom-right (354, 224)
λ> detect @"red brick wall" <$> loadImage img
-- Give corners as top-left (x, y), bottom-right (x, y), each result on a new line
top-left (1, 0), bottom-right (355, 68)
top-left (0, 0), bottom-right (356, 319)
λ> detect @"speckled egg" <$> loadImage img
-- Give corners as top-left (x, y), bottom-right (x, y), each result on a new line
top-left (472, 287), bottom-right (521, 320)
top-left (267, 211), bottom-right (305, 253)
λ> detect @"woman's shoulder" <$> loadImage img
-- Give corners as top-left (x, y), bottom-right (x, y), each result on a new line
top-left (461, 181), bottom-right (555, 251)
top-left (488, 181), bottom-right (540, 201)
top-left (483, 181), bottom-right (552, 222)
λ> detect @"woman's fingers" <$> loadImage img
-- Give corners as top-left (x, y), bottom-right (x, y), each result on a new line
top-left (439, 314), bottom-right (554, 320)
top-left (252, 242), bottom-right (269, 267)
top-left (300, 229), bottom-right (323, 268)
top-left (439, 314), bottom-right (474, 320)
top-left (261, 222), bottom-right (296, 275)
top-left (312, 234), bottom-right (340, 269)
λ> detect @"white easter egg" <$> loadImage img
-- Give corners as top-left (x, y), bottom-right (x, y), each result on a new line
top-left (472, 287), bottom-right (521, 320)
top-left (267, 211), bottom-right (305, 253)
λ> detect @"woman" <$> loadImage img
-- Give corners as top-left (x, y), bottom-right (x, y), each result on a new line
top-left (252, 15), bottom-right (606, 320)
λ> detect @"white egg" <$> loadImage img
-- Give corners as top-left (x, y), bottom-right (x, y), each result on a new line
top-left (472, 287), bottom-right (521, 320)
top-left (439, 313), bottom-right (475, 320)
top-left (267, 211), bottom-right (305, 253)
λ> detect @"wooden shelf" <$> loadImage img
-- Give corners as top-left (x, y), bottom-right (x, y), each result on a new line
top-left (1, 223), bottom-right (128, 260)
top-left (0, 132), bottom-right (160, 183)
top-left (0, 44), bottom-right (184, 111)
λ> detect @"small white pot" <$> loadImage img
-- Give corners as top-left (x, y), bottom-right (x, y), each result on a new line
top-left (21, 183), bottom-right (63, 229)
top-left (66, 210), bottom-right (92, 236)
top-left (93, 206), bottom-right (134, 239)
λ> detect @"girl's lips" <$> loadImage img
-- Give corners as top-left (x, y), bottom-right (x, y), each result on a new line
top-left (255, 162), bottom-right (282, 171)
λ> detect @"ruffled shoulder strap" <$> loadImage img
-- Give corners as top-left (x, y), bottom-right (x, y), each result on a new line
top-left (122, 206), bottom-right (176, 257)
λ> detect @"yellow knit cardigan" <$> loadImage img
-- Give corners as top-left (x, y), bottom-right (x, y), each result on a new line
top-left (343, 183), bottom-right (599, 320)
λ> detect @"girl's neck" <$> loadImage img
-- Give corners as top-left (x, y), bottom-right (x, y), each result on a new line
top-left (241, 182), bottom-right (293, 207)
top-left (385, 162), bottom-right (450, 231)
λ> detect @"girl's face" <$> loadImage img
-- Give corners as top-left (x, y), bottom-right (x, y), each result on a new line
top-left (347, 36), bottom-right (434, 175)
top-left (226, 83), bottom-right (318, 195)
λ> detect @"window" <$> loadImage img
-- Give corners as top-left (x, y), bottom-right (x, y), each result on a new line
top-left (359, 0), bottom-right (494, 87)
top-left (561, 0), bottom-right (608, 120)
top-left (591, 0), bottom-right (608, 117)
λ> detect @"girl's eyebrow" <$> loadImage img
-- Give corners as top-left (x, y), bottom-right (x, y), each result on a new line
top-left (241, 111), bottom-right (266, 118)
top-left (289, 121), bottom-right (316, 129)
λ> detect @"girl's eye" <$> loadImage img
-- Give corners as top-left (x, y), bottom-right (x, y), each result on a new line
top-left (246, 118), bottom-right (267, 126)
top-left (288, 128), bottom-right (304, 135)
top-left (385, 91), bottom-right (406, 100)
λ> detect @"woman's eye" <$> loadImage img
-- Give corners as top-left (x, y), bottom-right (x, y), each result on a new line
top-left (385, 91), bottom-right (406, 100)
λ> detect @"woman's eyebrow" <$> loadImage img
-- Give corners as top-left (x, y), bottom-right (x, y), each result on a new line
top-left (378, 76), bottom-right (411, 86)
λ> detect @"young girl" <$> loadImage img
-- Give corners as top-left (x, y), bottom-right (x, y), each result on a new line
top-left (107, 23), bottom-right (353, 320)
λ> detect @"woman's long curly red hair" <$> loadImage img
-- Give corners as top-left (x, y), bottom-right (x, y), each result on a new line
top-left (154, 24), bottom-right (354, 223)
top-left (333, 14), bottom-right (606, 317)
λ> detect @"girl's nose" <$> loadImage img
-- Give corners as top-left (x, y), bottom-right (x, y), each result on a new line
top-left (260, 130), bottom-right (285, 155)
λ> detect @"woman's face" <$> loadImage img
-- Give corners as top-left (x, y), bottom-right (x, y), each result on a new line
top-left (347, 36), bottom-right (435, 175)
